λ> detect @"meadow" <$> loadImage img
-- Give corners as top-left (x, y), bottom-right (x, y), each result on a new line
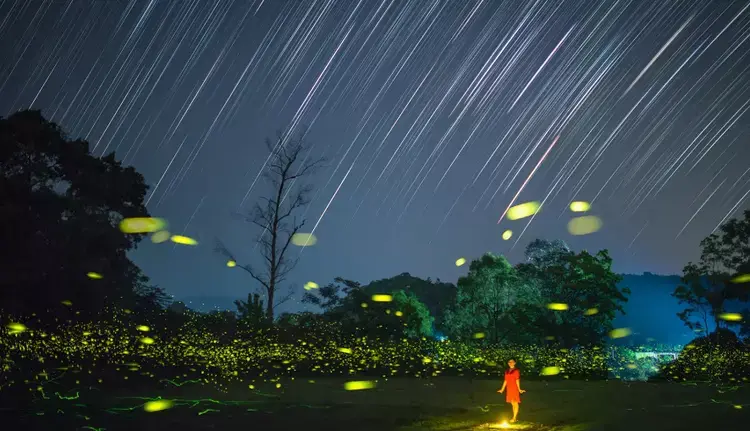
top-left (2, 313), bottom-right (749, 430)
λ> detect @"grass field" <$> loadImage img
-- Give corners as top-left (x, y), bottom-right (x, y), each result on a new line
top-left (2, 378), bottom-right (748, 431)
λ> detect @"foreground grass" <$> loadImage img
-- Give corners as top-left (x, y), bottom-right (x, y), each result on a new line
top-left (2, 378), bottom-right (748, 430)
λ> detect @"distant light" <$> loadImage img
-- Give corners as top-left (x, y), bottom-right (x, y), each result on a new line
top-left (151, 230), bottom-right (170, 243)
top-left (143, 399), bottom-right (173, 412)
top-left (547, 303), bottom-right (568, 311)
top-left (730, 274), bottom-right (750, 283)
top-left (120, 217), bottom-right (167, 234)
top-left (344, 380), bottom-right (376, 391)
top-left (170, 235), bottom-right (198, 245)
top-left (567, 215), bottom-right (602, 235)
top-left (371, 294), bottom-right (392, 302)
top-left (291, 233), bottom-right (317, 246)
top-left (584, 308), bottom-right (598, 316)
top-left (719, 313), bottom-right (742, 322)
top-left (541, 366), bottom-right (561, 376)
top-left (507, 201), bottom-right (541, 220)
top-left (609, 327), bottom-right (632, 339)
top-left (87, 272), bottom-right (103, 279)
top-left (569, 201), bottom-right (591, 212)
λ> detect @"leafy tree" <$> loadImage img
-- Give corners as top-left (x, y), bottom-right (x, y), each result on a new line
top-left (217, 133), bottom-right (324, 320)
top-left (0, 110), bottom-right (158, 319)
top-left (444, 253), bottom-right (542, 343)
top-left (521, 248), bottom-right (629, 347)
top-left (673, 210), bottom-right (750, 335)
top-left (303, 277), bottom-right (433, 338)
top-left (391, 290), bottom-right (434, 338)
top-left (361, 273), bottom-right (455, 330)
top-left (524, 238), bottom-right (571, 268)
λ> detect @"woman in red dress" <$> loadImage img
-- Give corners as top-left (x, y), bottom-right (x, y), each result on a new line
top-left (498, 358), bottom-right (525, 423)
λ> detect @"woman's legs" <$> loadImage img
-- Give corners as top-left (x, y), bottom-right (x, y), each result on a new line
top-left (510, 402), bottom-right (519, 422)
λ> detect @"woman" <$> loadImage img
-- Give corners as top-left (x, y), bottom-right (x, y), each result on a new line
top-left (497, 358), bottom-right (526, 423)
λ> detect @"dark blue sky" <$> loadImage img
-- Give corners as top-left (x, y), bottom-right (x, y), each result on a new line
top-left (1, 0), bottom-right (749, 316)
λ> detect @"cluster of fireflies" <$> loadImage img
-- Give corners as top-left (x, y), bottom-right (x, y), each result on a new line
top-left (497, 199), bottom-right (603, 243)
top-left (2, 308), bottom-right (747, 401)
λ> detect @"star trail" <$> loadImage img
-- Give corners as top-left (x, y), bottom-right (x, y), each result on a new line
top-left (1, 0), bottom-right (749, 309)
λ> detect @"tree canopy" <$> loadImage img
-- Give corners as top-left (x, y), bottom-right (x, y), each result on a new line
top-left (444, 253), bottom-right (542, 344)
top-left (673, 210), bottom-right (750, 335)
top-left (443, 245), bottom-right (628, 347)
top-left (302, 276), bottom-right (434, 339)
top-left (0, 110), bottom-right (162, 319)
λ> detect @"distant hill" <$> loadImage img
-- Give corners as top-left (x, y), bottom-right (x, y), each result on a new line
top-left (614, 272), bottom-right (690, 346)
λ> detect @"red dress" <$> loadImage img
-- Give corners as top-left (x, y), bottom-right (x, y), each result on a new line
top-left (504, 368), bottom-right (521, 403)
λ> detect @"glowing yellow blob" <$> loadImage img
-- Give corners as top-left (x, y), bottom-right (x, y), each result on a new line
top-left (338, 347), bottom-right (353, 354)
top-left (507, 201), bottom-right (541, 220)
top-left (226, 260), bottom-right (237, 268)
top-left (360, 302), bottom-right (368, 308)
top-left (609, 327), bottom-right (632, 339)
top-left (7, 322), bottom-right (27, 333)
top-left (136, 325), bottom-right (150, 332)
top-left (344, 380), bottom-right (375, 391)
top-left (170, 235), bottom-right (198, 245)
top-left (61, 300), bottom-right (73, 306)
top-left (502, 230), bottom-right (512, 240)
top-left (541, 366), bottom-right (560, 376)
top-left (291, 233), bottom-right (317, 246)
top-left (569, 201), bottom-right (591, 212)
top-left (584, 308), bottom-right (599, 316)
top-left (151, 230), bottom-right (170, 243)
top-left (567, 216), bottom-right (603, 235)
top-left (304, 281), bottom-right (319, 290)
top-left (143, 399), bottom-right (173, 412)
top-left (87, 272), bottom-right (103, 279)
top-left (139, 337), bottom-right (155, 345)
top-left (395, 310), bottom-right (403, 317)
top-left (719, 313), bottom-right (742, 322)
top-left (455, 258), bottom-right (466, 267)
top-left (547, 303), bottom-right (569, 311)
top-left (473, 332), bottom-right (485, 339)
top-left (422, 357), bottom-right (432, 364)
top-left (371, 294), bottom-right (392, 302)
top-left (730, 274), bottom-right (750, 283)
top-left (120, 217), bottom-right (167, 234)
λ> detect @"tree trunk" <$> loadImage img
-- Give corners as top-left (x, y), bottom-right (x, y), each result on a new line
top-left (267, 286), bottom-right (274, 320)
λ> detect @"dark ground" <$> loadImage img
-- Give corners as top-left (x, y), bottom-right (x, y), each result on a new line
top-left (2, 378), bottom-right (748, 431)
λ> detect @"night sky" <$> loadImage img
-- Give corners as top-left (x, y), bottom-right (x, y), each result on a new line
top-left (1, 0), bottom-right (749, 315)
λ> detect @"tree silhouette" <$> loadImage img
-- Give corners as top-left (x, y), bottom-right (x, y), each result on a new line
top-left (674, 210), bottom-right (750, 336)
top-left (217, 133), bottom-right (323, 320)
top-left (234, 292), bottom-right (267, 327)
top-left (0, 110), bottom-right (158, 319)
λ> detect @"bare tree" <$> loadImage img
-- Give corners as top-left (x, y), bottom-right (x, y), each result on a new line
top-left (217, 133), bottom-right (323, 320)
